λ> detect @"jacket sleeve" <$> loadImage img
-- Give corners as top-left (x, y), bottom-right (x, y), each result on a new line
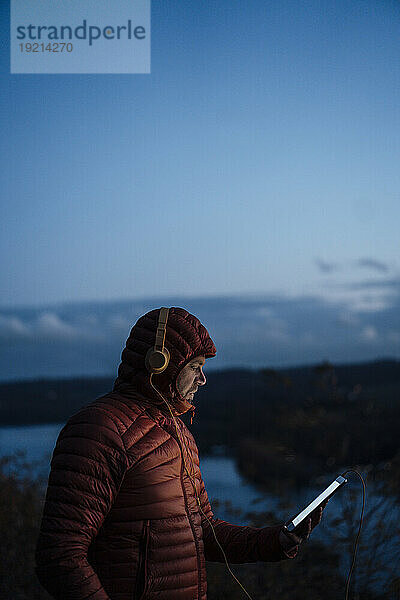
top-left (198, 472), bottom-right (297, 563)
top-left (35, 407), bottom-right (128, 599)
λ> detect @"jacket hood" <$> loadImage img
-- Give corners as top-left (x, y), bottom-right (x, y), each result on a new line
top-left (113, 307), bottom-right (216, 413)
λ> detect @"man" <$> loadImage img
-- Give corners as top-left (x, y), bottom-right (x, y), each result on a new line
top-left (35, 307), bottom-right (324, 600)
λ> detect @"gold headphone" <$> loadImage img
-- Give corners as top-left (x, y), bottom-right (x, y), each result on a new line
top-left (145, 307), bottom-right (170, 374)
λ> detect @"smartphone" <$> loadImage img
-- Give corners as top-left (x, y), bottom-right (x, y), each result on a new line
top-left (283, 474), bottom-right (348, 532)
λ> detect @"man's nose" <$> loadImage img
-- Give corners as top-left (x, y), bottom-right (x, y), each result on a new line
top-left (197, 367), bottom-right (206, 386)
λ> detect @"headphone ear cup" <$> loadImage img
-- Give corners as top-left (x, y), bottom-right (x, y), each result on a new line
top-left (145, 346), bottom-right (170, 374)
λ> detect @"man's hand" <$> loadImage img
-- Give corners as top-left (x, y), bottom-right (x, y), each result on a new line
top-left (279, 500), bottom-right (328, 553)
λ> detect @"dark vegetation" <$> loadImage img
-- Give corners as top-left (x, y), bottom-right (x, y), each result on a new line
top-left (206, 499), bottom-right (400, 600)
top-left (1, 456), bottom-right (398, 600)
top-left (188, 360), bottom-right (400, 495)
top-left (0, 376), bottom-right (113, 426)
top-left (1, 359), bottom-right (399, 598)
top-left (0, 455), bottom-right (52, 600)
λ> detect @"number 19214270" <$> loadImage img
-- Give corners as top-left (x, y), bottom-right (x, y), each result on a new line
top-left (19, 42), bottom-right (73, 52)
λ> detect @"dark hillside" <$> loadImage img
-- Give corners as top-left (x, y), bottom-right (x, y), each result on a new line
top-left (0, 377), bottom-right (113, 425)
top-left (1, 360), bottom-right (399, 497)
top-left (0, 359), bottom-right (399, 427)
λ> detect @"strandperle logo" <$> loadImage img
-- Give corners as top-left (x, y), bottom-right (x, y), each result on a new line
top-left (11, 0), bottom-right (150, 74)
top-left (16, 20), bottom-right (146, 46)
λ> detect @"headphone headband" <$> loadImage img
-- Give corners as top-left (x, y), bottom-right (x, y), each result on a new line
top-left (145, 307), bottom-right (170, 374)
top-left (154, 307), bottom-right (169, 351)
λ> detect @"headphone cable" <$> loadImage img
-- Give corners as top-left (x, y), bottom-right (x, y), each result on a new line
top-left (150, 375), bottom-right (255, 600)
top-left (341, 469), bottom-right (366, 600)
top-left (149, 377), bottom-right (365, 600)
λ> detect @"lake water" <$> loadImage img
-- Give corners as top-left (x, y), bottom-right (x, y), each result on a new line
top-left (0, 422), bottom-right (396, 523)
top-left (0, 422), bottom-right (282, 520)
top-left (0, 422), bottom-right (398, 592)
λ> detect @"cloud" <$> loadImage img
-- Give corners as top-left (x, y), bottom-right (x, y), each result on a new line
top-left (325, 276), bottom-right (400, 313)
top-left (360, 325), bottom-right (378, 342)
top-left (387, 331), bottom-right (400, 344)
top-left (0, 311), bottom-right (104, 343)
top-left (315, 259), bottom-right (339, 274)
top-left (336, 312), bottom-right (360, 328)
top-left (315, 257), bottom-right (392, 275)
top-left (107, 314), bottom-right (133, 333)
top-left (0, 315), bottom-right (30, 340)
top-left (341, 277), bottom-right (400, 291)
top-left (0, 291), bottom-right (399, 380)
top-left (356, 258), bottom-right (390, 273)
top-left (35, 312), bottom-right (78, 339)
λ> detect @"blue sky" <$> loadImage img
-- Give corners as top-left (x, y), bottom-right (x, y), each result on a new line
top-left (1, 1), bottom-right (399, 377)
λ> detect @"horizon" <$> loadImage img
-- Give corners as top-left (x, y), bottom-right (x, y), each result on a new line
top-left (2, 355), bottom-right (399, 386)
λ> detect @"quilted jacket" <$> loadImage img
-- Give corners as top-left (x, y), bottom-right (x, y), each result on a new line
top-left (35, 308), bottom-right (295, 600)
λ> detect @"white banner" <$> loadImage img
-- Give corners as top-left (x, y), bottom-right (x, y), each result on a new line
top-left (10, 0), bottom-right (151, 74)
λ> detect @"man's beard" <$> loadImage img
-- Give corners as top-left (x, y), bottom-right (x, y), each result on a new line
top-left (172, 391), bottom-right (196, 415)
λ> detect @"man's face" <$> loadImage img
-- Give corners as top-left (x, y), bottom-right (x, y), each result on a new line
top-left (176, 356), bottom-right (206, 403)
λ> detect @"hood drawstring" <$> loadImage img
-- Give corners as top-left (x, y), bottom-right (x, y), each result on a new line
top-left (190, 405), bottom-right (196, 425)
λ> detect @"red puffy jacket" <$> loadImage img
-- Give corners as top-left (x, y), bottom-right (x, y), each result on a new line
top-left (35, 308), bottom-right (295, 600)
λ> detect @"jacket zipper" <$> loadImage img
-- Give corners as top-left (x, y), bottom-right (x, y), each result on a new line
top-left (135, 519), bottom-right (150, 600)
top-left (176, 422), bottom-right (202, 600)
top-left (157, 417), bottom-right (203, 599)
